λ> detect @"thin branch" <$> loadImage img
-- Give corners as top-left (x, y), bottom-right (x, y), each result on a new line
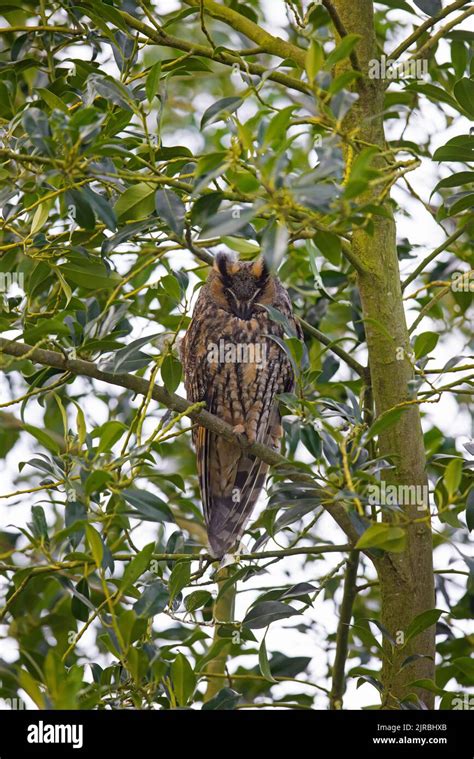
top-left (0, 337), bottom-right (360, 544)
top-left (182, 0), bottom-right (307, 68)
top-left (408, 269), bottom-right (474, 333)
top-left (299, 318), bottom-right (368, 378)
top-left (321, 0), bottom-right (362, 71)
top-left (410, 5), bottom-right (474, 60)
top-left (0, 25), bottom-right (84, 34)
top-left (389, 0), bottom-right (472, 60)
top-left (329, 550), bottom-right (360, 709)
top-left (401, 223), bottom-right (470, 291)
top-left (117, 9), bottom-right (311, 96)
top-left (0, 148), bottom-right (66, 168)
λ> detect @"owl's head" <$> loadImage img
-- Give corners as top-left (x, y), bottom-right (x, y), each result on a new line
top-left (210, 252), bottom-right (273, 320)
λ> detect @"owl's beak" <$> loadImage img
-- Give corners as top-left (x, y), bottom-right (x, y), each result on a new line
top-left (227, 289), bottom-right (254, 320)
top-left (234, 301), bottom-right (253, 319)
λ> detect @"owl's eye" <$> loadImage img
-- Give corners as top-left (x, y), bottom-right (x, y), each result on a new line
top-left (224, 287), bottom-right (237, 303)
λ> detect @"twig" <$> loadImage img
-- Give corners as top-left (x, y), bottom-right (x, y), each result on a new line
top-left (389, 0), bottom-right (471, 60)
top-left (402, 223), bottom-right (470, 291)
top-left (321, 0), bottom-right (362, 72)
top-left (329, 550), bottom-right (360, 709)
top-left (117, 10), bottom-right (311, 95)
top-left (410, 6), bottom-right (474, 60)
top-left (299, 318), bottom-right (367, 377)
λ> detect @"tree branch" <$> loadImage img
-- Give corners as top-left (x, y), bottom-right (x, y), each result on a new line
top-left (321, 0), bottom-right (362, 71)
top-left (0, 337), bottom-right (360, 544)
top-left (401, 223), bottom-right (470, 291)
top-left (299, 318), bottom-right (367, 377)
top-left (182, 0), bottom-right (307, 68)
top-left (389, 0), bottom-right (471, 60)
top-left (409, 5), bottom-right (474, 60)
top-left (329, 550), bottom-right (360, 709)
top-left (117, 9), bottom-right (311, 95)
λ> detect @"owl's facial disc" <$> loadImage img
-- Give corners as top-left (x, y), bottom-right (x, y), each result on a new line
top-left (214, 254), bottom-right (270, 320)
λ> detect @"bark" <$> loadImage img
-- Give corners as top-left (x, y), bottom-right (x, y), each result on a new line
top-left (203, 568), bottom-right (236, 702)
top-left (334, 0), bottom-right (436, 708)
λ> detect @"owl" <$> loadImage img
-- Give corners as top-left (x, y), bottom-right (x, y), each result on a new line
top-left (181, 253), bottom-right (302, 558)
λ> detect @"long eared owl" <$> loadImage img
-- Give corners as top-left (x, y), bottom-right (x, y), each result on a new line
top-left (181, 253), bottom-right (302, 558)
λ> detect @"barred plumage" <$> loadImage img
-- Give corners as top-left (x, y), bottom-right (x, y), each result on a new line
top-left (181, 253), bottom-right (302, 558)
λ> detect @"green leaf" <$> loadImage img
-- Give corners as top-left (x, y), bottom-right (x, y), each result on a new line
top-left (399, 654), bottom-right (433, 672)
top-left (258, 636), bottom-right (277, 682)
top-left (171, 653), bottom-right (196, 706)
top-left (414, 331), bottom-right (439, 358)
top-left (23, 423), bottom-right (60, 454)
top-left (263, 105), bottom-right (296, 147)
top-left (73, 401), bottom-right (86, 446)
top-left (305, 40), bottom-right (324, 81)
top-left (134, 580), bottom-right (169, 617)
top-left (19, 670), bottom-right (45, 709)
top-left (31, 505), bottom-right (48, 541)
top-left (103, 332), bottom-right (159, 374)
top-left (355, 524), bottom-right (406, 553)
top-left (413, 0), bottom-right (441, 15)
top-left (37, 87), bottom-right (69, 112)
top-left (261, 218), bottom-right (288, 272)
top-left (365, 407), bottom-right (407, 441)
top-left (86, 524), bottom-right (103, 568)
top-left (202, 687), bottom-right (241, 710)
top-left (184, 590), bottom-right (212, 612)
top-left (65, 188), bottom-right (95, 230)
top-left (243, 601), bottom-right (302, 629)
top-left (95, 420), bottom-right (127, 454)
top-left (199, 206), bottom-right (256, 239)
top-left (443, 458), bottom-right (462, 499)
top-left (201, 97), bottom-right (242, 129)
top-left (71, 578), bottom-right (90, 622)
top-left (120, 542), bottom-right (155, 593)
top-left (405, 609), bottom-right (444, 643)
top-left (83, 187), bottom-right (117, 231)
top-left (466, 488), bottom-right (474, 532)
top-left (452, 656), bottom-right (474, 679)
top-left (155, 189), bottom-right (185, 237)
top-left (115, 183), bottom-right (155, 221)
top-left (432, 171), bottom-right (474, 195)
top-left (146, 60), bottom-right (162, 103)
top-left (85, 470), bottom-right (113, 497)
top-left (324, 34), bottom-right (361, 70)
top-left (31, 199), bottom-right (53, 235)
top-left (122, 489), bottom-right (173, 523)
top-left (408, 678), bottom-right (445, 696)
top-left (59, 256), bottom-right (120, 291)
top-left (169, 561), bottom-right (191, 603)
top-left (433, 135), bottom-right (474, 163)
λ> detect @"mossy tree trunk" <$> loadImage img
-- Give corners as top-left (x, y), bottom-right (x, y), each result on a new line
top-left (335, 0), bottom-right (436, 708)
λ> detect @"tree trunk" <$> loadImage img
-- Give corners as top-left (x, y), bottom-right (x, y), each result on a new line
top-left (334, 0), bottom-right (436, 708)
top-left (203, 568), bottom-right (236, 702)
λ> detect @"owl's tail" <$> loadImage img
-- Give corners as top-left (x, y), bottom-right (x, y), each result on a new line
top-left (196, 408), bottom-right (281, 558)
top-left (206, 455), bottom-right (268, 558)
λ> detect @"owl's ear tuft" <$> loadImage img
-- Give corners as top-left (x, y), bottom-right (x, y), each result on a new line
top-left (251, 257), bottom-right (270, 284)
top-left (214, 252), bottom-right (236, 279)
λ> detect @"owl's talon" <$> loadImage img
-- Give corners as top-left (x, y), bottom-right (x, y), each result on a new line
top-left (232, 424), bottom-right (246, 435)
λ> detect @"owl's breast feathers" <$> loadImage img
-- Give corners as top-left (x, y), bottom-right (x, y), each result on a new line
top-left (181, 257), bottom-right (302, 557)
